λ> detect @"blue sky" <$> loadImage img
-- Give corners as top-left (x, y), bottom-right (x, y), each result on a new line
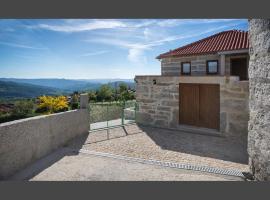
top-left (0, 19), bottom-right (248, 79)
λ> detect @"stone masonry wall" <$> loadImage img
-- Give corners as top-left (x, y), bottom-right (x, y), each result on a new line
top-left (161, 54), bottom-right (249, 76)
top-left (135, 76), bottom-right (249, 138)
top-left (248, 19), bottom-right (270, 180)
top-left (161, 54), bottom-right (219, 76)
top-left (135, 76), bottom-right (179, 129)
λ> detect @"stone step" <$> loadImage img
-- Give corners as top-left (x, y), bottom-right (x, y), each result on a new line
top-left (176, 125), bottom-right (223, 137)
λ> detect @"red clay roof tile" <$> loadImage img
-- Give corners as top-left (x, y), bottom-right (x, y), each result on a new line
top-left (157, 30), bottom-right (249, 59)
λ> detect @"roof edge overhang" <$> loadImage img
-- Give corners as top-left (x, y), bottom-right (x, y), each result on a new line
top-left (217, 49), bottom-right (249, 55)
top-left (157, 48), bottom-right (249, 60)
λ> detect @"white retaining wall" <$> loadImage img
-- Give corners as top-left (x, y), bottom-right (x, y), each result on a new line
top-left (0, 96), bottom-right (90, 179)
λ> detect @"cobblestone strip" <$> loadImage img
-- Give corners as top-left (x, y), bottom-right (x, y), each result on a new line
top-left (76, 148), bottom-right (244, 178)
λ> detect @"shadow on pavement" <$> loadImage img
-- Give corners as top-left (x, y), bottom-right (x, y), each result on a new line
top-left (137, 124), bottom-right (248, 165)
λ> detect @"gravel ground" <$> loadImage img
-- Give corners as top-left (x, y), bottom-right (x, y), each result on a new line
top-left (70, 124), bottom-right (249, 172)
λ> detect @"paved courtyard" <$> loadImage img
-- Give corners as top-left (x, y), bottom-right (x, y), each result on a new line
top-left (11, 124), bottom-right (248, 181)
top-left (71, 124), bottom-right (249, 172)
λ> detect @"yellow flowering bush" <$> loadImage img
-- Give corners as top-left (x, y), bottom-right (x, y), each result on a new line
top-left (37, 96), bottom-right (68, 114)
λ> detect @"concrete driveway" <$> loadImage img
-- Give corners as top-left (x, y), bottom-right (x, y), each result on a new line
top-left (10, 124), bottom-right (248, 181)
top-left (11, 147), bottom-right (243, 181)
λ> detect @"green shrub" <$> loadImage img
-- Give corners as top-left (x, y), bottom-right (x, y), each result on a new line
top-left (70, 93), bottom-right (79, 109)
top-left (71, 102), bottom-right (79, 109)
top-left (0, 113), bottom-right (23, 123)
top-left (12, 100), bottom-right (34, 117)
top-left (35, 106), bottom-right (48, 113)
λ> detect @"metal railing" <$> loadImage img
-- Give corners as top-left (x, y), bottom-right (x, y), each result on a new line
top-left (89, 100), bottom-right (137, 131)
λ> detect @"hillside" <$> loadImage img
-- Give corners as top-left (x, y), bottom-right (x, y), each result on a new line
top-left (0, 81), bottom-right (62, 99)
top-left (0, 78), bottom-right (134, 92)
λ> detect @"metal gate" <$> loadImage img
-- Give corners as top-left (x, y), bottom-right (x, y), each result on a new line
top-left (89, 100), bottom-right (138, 131)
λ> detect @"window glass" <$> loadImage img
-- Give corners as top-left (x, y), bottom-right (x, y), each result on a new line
top-left (207, 61), bottom-right (218, 73)
top-left (182, 63), bottom-right (190, 74)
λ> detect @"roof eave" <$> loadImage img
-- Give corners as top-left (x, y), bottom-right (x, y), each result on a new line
top-left (217, 48), bottom-right (249, 55)
top-left (157, 48), bottom-right (249, 59)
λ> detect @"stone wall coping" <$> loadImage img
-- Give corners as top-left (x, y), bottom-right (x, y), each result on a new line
top-left (135, 75), bottom-right (246, 85)
top-left (136, 75), bottom-right (238, 78)
top-left (0, 110), bottom-right (79, 127)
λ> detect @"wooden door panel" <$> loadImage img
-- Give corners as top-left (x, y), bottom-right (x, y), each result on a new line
top-left (179, 84), bottom-right (199, 126)
top-left (179, 83), bottom-right (220, 130)
top-left (198, 84), bottom-right (220, 130)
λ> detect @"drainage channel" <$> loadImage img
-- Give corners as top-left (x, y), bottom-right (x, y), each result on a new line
top-left (76, 148), bottom-right (245, 178)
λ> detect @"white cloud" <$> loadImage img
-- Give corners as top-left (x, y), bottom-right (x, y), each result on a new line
top-left (24, 19), bottom-right (245, 35)
top-left (194, 19), bottom-right (241, 23)
top-left (157, 19), bottom-right (241, 26)
top-left (85, 38), bottom-right (153, 63)
top-left (27, 20), bottom-right (127, 33)
top-left (4, 28), bottom-right (15, 32)
top-left (131, 20), bottom-right (158, 28)
top-left (130, 19), bottom-right (243, 28)
top-left (156, 19), bottom-right (183, 27)
top-left (84, 20), bottom-right (246, 63)
top-left (79, 50), bottom-right (109, 57)
top-left (0, 41), bottom-right (48, 50)
top-left (128, 48), bottom-right (144, 62)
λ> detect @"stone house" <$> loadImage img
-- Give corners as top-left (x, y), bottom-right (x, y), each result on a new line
top-left (135, 30), bottom-right (249, 138)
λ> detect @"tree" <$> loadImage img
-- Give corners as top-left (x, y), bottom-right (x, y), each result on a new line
top-left (119, 83), bottom-right (128, 93)
top-left (97, 85), bottom-right (113, 102)
top-left (88, 91), bottom-right (97, 102)
top-left (117, 83), bottom-right (135, 101)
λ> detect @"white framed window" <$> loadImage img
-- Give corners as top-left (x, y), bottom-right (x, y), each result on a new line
top-left (207, 60), bottom-right (218, 74)
top-left (181, 62), bottom-right (191, 75)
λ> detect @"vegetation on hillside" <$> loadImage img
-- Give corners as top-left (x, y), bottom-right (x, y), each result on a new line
top-left (0, 82), bottom-right (136, 123)
top-left (0, 80), bottom-right (61, 99)
top-left (88, 83), bottom-right (135, 102)
top-left (0, 78), bottom-right (135, 96)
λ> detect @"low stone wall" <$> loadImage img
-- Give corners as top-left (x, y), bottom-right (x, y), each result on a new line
top-left (135, 75), bottom-right (249, 137)
top-left (0, 109), bottom-right (90, 179)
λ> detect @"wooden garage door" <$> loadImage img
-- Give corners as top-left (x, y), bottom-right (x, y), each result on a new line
top-left (179, 83), bottom-right (220, 130)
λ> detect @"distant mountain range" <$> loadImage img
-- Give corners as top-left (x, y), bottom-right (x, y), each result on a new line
top-left (0, 78), bottom-right (135, 99)
top-left (0, 80), bottom-right (61, 99)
